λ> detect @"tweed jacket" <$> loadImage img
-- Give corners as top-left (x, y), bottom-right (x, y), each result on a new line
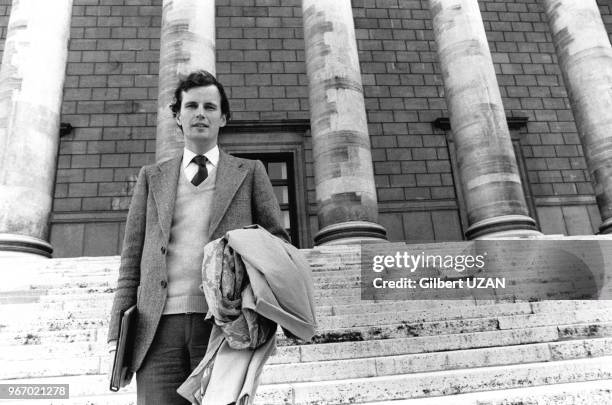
top-left (107, 150), bottom-right (288, 372)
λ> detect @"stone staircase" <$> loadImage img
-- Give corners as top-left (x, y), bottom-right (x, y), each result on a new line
top-left (1, 245), bottom-right (611, 404)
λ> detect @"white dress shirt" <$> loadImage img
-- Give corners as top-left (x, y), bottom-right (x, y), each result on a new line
top-left (182, 145), bottom-right (219, 183)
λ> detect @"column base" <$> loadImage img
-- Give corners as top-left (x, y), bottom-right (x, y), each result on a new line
top-left (314, 221), bottom-right (387, 246)
top-left (466, 215), bottom-right (541, 240)
top-left (599, 217), bottom-right (612, 234)
top-left (0, 233), bottom-right (53, 258)
top-left (596, 219), bottom-right (612, 298)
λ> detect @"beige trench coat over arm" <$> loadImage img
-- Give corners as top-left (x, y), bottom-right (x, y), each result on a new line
top-left (178, 226), bottom-right (317, 404)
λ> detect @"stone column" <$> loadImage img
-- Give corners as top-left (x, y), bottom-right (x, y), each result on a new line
top-left (0, 0), bottom-right (74, 258)
top-left (302, 0), bottom-right (386, 245)
top-left (430, 0), bottom-right (539, 239)
top-left (156, 0), bottom-right (216, 162)
top-left (542, 0), bottom-right (612, 234)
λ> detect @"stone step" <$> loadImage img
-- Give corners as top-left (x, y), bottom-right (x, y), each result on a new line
top-left (306, 310), bottom-right (612, 344)
top-left (368, 378), bottom-right (612, 405)
top-left (1, 272), bottom-right (362, 295)
top-left (5, 316), bottom-right (601, 351)
top-left (3, 301), bottom-right (612, 349)
top-left (9, 283), bottom-right (612, 315)
top-left (3, 277), bottom-right (363, 296)
top-left (8, 297), bottom-right (612, 331)
top-left (0, 327), bottom-right (105, 346)
top-left (3, 284), bottom-right (360, 307)
top-left (0, 285), bottom-right (361, 308)
top-left (1, 301), bottom-right (537, 337)
top-left (3, 322), bottom-right (612, 381)
top-left (0, 301), bottom-right (517, 331)
top-left (322, 299), bottom-right (612, 317)
top-left (256, 356), bottom-right (612, 404)
top-left (319, 299), bottom-right (474, 317)
top-left (498, 309), bottom-right (612, 330)
top-left (0, 393), bottom-right (138, 405)
top-left (4, 296), bottom-right (610, 328)
top-left (0, 323), bottom-right (566, 364)
top-left (0, 316), bottom-right (495, 347)
top-left (20, 272), bottom-right (596, 298)
top-left (0, 313), bottom-right (109, 336)
top-left (530, 300), bottom-right (612, 313)
top-left (260, 337), bottom-right (612, 384)
top-left (5, 267), bottom-right (611, 309)
top-left (296, 325), bottom-right (561, 363)
top-left (317, 302), bottom-right (533, 330)
top-left (16, 244), bottom-right (355, 271)
top-left (2, 356), bottom-right (611, 404)
top-left (0, 299), bottom-right (524, 334)
top-left (300, 322), bottom-right (612, 363)
top-left (1, 248), bottom-right (357, 282)
top-left (0, 305), bottom-right (113, 325)
top-left (6, 380), bottom-right (612, 405)
top-left (3, 287), bottom-right (111, 298)
top-left (10, 260), bottom-right (360, 280)
top-left (6, 278), bottom-right (115, 292)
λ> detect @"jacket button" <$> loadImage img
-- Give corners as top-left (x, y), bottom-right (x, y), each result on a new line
top-left (160, 280), bottom-right (167, 288)
top-left (160, 246), bottom-right (166, 254)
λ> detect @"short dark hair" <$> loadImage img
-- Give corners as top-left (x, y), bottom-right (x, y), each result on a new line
top-left (169, 70), bottom-right (231, 121)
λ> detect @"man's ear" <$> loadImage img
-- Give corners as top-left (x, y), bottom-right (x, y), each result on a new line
top-left (220, 114), bottom-right (227, 128)
top-left (175, 113), bottom-right (182, 130)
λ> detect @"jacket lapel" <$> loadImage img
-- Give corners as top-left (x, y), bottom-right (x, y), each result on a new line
top-left (208, 151), bottom-right (248, 237)
top-left (150, 155), bottom-right (181, 244)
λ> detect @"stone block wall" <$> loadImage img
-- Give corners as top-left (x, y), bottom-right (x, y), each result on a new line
top-left (57, 0), bottom-right (160, 215)
top-left (0, 0), bottom-right (610, 256)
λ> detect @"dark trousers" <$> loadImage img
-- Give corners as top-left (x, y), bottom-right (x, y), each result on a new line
top-left (136, 314), bottom-right (213, 405)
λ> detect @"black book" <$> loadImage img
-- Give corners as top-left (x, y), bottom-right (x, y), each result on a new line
top-left (109, 305), bottom-right (137, 392)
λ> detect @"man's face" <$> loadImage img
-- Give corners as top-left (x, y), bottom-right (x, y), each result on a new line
top-left (175, 85), bottom-right (226, 153)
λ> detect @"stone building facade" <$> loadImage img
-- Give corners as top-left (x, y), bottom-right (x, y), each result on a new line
top-left (1, 0), bottom-right (611, 257)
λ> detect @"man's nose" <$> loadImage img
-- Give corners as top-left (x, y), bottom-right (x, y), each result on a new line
top-left (195, 105), bottom-right (206, 116)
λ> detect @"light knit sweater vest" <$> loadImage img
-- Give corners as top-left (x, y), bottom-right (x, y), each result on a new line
top-left (162, 166), bottom-right (216, 315)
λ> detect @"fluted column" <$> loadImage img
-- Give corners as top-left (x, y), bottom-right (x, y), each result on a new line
top-left (543, 0), bottom-right (612, 234)
top-left (430, 0), bottom-right (539, 239)
top-left (0, 0), bottom-right (74, 257)
top-left (156, 0), bottom-right (216, 162)
top-left (302, 0), bottom-right (386, 245)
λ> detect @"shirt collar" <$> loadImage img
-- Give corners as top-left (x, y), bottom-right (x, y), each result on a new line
top-left (182, 145), bottom-right (219, 169)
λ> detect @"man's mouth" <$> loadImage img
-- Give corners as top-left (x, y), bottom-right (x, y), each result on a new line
top-left (192, 123), bottom-right (209, 128)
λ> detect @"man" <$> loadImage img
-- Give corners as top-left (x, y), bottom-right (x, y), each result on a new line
top-left (107, 70), bottom-right (288, 404)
